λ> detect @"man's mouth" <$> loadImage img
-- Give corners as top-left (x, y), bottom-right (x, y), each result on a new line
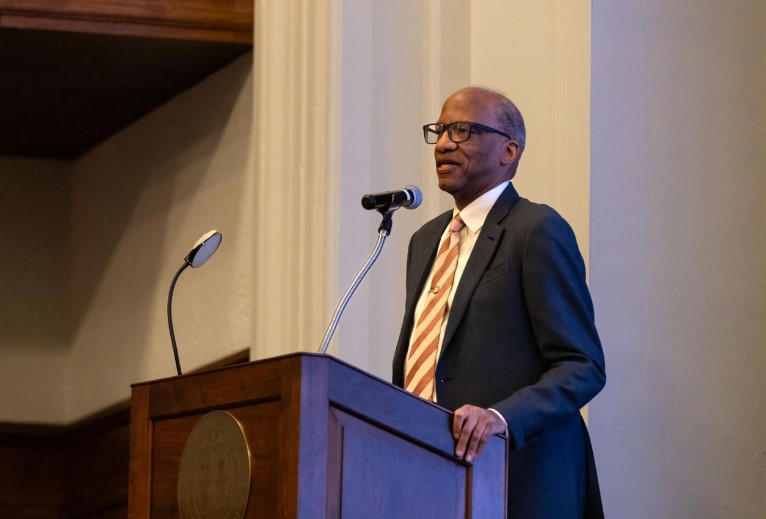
top-left (436, 158), bottom-right (460, 173)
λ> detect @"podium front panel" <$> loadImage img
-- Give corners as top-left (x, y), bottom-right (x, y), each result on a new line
top-left (329, 408), bottom-right (467, 518)
top-left (148, 401), bottom-right (282, 517)
top-left (129, 353), bottom-right (507, 518)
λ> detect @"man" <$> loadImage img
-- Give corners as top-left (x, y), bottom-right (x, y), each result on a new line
top-left (392, 86), bottom-right (606, 518)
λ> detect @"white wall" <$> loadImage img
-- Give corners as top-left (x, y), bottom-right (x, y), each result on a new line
top-left (590, 1), bottom-right (766, 516)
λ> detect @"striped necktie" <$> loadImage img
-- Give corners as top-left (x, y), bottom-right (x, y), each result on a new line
top-left (404, 214), bottom-right (465, 401)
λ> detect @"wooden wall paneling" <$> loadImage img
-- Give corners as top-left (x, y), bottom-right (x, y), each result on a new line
top-left (62, 402), bottom-right (131, 519)
top-left (0, 424), bottom-right (66, 519)
top-left (0, 0), bottom-right (253, 43)
top-left (0, 407), bottom-right (132, 519)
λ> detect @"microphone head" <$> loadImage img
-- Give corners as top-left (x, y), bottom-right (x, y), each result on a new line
top-left (360, 194), bottom-right (378, 210)
top-left (185, 230), bottom-right (222, 268)
top-left (404, 185), bottom-right (423, 210)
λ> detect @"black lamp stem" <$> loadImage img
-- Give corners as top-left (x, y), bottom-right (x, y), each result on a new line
top-left (167, 261), bottom-right (190, 376)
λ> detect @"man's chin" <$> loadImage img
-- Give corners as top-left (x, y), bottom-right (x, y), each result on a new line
top-left (437, 177), bottom-right (454, 193)
top-left (437, 172), bottom-right (462, 191)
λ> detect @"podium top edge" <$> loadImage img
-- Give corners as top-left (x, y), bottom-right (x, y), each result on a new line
top-left (129, 352), bottom-right (358, 389)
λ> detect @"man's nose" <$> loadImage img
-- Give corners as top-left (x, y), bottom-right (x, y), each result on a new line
top-left (435, 130), bottom-right (456, 151)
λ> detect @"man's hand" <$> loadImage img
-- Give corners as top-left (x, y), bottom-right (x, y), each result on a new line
top-left (452, 405), bottom-right (506, 462)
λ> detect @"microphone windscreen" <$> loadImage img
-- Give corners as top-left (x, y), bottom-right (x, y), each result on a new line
top-left (404, 185), bottom-right (423, 210)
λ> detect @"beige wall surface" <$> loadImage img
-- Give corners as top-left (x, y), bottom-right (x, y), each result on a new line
top-left (590, 0), bottom-right (766, 516)
top-left (0, 54), bottom-right (254, 424)
top-left (66, 54), bottom-right (255, 422)
top-left (0, 158), bottom-right (71, 422)
top-left (470, 0), bottom-right (592, 265)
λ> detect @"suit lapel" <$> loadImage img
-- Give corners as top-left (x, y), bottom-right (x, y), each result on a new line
top-left (440, 183), bottom-right (520, 354)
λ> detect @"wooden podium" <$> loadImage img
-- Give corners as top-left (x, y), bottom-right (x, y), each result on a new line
top-left (128, 353), bottom-right (507, 518)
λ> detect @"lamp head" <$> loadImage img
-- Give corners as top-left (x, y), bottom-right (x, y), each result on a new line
top-left (184, 230), bottom-right (222, 268)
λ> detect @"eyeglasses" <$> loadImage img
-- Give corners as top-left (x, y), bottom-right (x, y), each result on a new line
top-left (422, 121), bottom-right (512, 144)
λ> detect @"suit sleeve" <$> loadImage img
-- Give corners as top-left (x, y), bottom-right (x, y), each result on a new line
top-left (492, 212), bottom-right (606, 450)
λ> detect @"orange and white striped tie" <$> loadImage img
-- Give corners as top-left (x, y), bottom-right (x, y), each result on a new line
top-left (404, 214), bottom-right (465, 401)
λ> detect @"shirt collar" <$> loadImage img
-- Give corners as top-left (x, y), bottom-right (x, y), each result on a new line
top-left (453, 181), bottom-right (509, 233)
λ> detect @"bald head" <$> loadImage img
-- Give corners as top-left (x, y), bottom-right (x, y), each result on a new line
top-left (447, 87), bottom-right (526, 154)
top-left (431, 86), bottom-right (526, 208)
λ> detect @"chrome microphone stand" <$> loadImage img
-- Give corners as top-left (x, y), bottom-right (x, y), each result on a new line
top-left (318, 214), bottom-right (392, 354)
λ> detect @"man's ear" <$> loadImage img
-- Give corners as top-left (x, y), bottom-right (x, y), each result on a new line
top-left (501, 141), bottom-right (521, 165)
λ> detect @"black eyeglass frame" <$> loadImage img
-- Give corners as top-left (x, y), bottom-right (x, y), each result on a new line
top-left (422, 121), bottom-right (512, 144)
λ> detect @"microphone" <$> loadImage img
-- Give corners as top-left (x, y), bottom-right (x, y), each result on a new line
top-left (361, 185), bottom-right (423, 211)
top-left (167, 230), bottom-right (223, 376)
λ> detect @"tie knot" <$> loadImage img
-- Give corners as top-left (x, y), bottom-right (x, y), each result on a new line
top-left (449, 214), bottom-right (465, 234)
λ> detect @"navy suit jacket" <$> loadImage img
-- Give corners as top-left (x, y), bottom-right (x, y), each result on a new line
top-left (392, 183), bottom-right (606, 518)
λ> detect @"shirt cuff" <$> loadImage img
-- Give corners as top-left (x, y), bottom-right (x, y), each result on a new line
top-left (487, 407), bottom-right (508, 429)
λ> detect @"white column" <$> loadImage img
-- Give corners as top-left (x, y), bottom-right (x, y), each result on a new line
top-left (252, 0), bottom-right (341, 359)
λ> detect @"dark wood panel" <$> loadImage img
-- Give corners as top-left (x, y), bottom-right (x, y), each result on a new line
top-left (0, 404), bottom-right (131, 519)
top-left (146, 362), bottom-right (284, 418)
top-left (0, 419), bottom-right (128, 519)
top-left (0, 425), bottom-right (66, 517)
top-left (0, 0), bottom-right (253, 43)
top-left (62, 402), bottom-right (131, 519)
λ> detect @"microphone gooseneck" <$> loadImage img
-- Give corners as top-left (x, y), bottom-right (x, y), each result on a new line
top-left (318, 228), bottom-right (389, 355)
top-left (166, 230), bottom-right (223, 376)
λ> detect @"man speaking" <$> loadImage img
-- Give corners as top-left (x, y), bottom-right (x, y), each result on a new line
top-left (392, 86), bottom-right (606, 518)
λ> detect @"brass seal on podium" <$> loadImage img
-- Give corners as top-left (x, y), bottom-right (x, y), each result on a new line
top-left (178, 410), bottom-right (251, 519)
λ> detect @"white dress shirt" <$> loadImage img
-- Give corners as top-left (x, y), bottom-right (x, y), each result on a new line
top-left (407, 180), bottom-right (510, 428)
